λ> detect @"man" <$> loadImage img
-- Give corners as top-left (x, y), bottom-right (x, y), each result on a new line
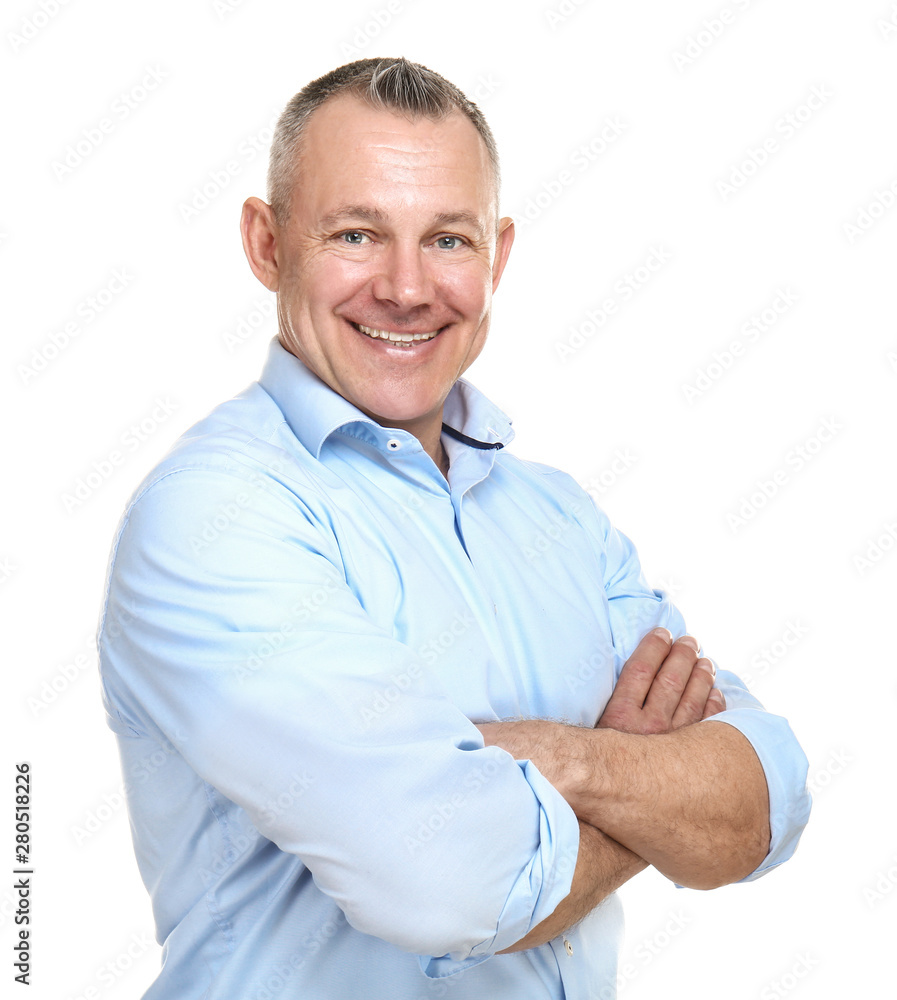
top-left (98, 58), bottom-right (810, 998)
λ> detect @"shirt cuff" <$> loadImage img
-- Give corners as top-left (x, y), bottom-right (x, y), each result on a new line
top-left (702, 705), bottom-right (811, 880)
top-left (419, 759), bottom-right (581, 978)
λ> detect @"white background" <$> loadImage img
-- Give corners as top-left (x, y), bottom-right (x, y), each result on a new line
top-left (4, 0), bottom-right (896, 997)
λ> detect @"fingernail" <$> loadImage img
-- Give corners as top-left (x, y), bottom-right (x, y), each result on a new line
top-left (697, 657), bottom-right (716, 677)
top-left (677, 635), bottom-right (700, 652)
top-left (651, 627), bottom-right (672, 642)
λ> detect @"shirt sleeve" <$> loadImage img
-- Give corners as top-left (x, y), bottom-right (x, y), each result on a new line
top-left (98, 464), bottom-right (580, 973)
top-left (591, 501), bottom-right (811, 880)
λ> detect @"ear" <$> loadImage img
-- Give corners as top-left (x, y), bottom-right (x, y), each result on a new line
top-left (240, 196), bottom-right (281, 292)
top-left (491, 217), bottom-right (515, 292)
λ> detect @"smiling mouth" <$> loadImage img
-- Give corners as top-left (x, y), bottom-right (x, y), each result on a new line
top-left (352, 322), bottom-right (443, 347)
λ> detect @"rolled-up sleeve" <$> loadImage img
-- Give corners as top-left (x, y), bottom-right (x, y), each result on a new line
top-left (99, 465), bottom-right (580, 968)
top-left (587, 501), bottom-right (811, 880)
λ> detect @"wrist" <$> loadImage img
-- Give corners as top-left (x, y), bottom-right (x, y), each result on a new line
top-left (569, 727), bottom-right (648, 829)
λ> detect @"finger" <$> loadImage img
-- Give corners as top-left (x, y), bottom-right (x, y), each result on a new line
top-left (670, 657), bottom-right (716, 729)
top-left (702, 687), bottom-right (727, 719)
top-left (605, 627), bottom-right (674, 713)
top-left (642, 635), bottom-right (700, 723)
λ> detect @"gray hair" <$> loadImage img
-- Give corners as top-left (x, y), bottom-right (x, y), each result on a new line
top-left (266, 57), bottom-right (501, 226)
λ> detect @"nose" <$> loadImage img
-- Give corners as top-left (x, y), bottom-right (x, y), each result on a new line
top-left (371, 238), bottom-right (435, 310)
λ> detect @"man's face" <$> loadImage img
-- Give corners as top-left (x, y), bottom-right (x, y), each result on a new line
top-left (256, 95), bottom-right (513, 441)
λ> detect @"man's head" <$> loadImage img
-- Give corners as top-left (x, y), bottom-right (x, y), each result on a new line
top-left (266, 58), bottom-right (502, 227)
top-left (241, 58), bottom-right (514, 466)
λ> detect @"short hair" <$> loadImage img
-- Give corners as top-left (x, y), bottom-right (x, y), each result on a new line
top-left (266, 57), bottom-right (501, 226)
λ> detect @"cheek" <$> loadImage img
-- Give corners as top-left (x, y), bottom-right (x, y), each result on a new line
top-left (308, 258), bottom-right (376, 311)
top-left (440, 262), bottom-right (493, 315)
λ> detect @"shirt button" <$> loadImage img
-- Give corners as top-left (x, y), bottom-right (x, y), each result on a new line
top-left (564, 938), bottom-right (574, 957)
top-left (387, 438), bottom-right (401, 451)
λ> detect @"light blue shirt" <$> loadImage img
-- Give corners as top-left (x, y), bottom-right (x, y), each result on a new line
top-left (98, 338), bottom-right (810, 999)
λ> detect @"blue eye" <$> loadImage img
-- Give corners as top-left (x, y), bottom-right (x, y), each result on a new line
top-left (341, 231), bottom-right (369, 245)
top-left (435, 236), bottom-right (463, 250)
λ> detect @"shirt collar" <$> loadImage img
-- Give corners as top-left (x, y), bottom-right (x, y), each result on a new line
top-left (258, 337), bottom-right (515, 459)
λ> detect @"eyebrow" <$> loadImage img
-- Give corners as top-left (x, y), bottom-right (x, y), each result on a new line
top-left (318, 205), bottom-right (387, 229)
top-left (318, 206), bottom-right (488, 242)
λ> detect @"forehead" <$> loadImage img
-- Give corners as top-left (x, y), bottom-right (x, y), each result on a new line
top-left (294, 95), bottom-right (496, 222)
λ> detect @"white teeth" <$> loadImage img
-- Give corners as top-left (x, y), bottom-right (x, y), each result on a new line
top-left (357, 323), bottom-right (440, 344)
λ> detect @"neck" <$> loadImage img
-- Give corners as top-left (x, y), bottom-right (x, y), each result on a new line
top-left (411, 418), bottom-right (450, 479)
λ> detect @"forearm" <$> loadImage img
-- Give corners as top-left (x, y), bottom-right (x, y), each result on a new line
top-left (479, 719), bottom-right (770, 890)
top-left (498, 821), bottom-right (647, 953)
top-left (575, 721), bottom-right (770, 889)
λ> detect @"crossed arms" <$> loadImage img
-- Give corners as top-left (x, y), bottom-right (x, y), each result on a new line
top-left (101, 463), bottom-right (809, 965)
top-left (479, 627), bottom-right (771, 953)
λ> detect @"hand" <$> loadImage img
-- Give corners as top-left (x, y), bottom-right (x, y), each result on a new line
top-left (596, 628), bottom-right (725, 735)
